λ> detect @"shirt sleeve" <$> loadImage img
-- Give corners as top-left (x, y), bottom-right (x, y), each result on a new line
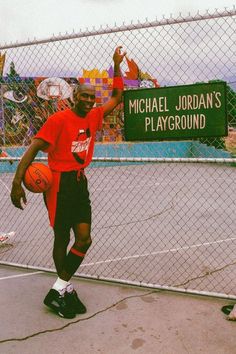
top-left (34, 113), bottom-right (62, 152)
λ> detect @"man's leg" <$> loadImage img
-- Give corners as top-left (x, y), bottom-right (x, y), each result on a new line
top-left (59, 223), bottom-right (91, 281)
top-left (53, 228), bottom-right (70, 275)
top-left (44, 171), bottom-right (91, 316)
top-left (59, 223), bottom-right (92, 314)
top-left (43, 226), bottom-right (76, 319)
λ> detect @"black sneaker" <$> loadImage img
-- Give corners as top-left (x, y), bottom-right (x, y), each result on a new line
top-left (44, 289), bottom-right (76, 319)
top-left (65, 290), bottom-right (87, 314)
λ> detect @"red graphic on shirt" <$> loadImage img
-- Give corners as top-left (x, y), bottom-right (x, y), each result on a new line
top-left (71, 128), bottom-right (91, 164)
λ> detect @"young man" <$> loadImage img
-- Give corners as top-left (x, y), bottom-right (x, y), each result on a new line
top-left (10, 46), bottom-right (126, 319)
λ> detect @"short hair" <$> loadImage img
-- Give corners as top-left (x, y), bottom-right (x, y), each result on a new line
top-left (73, 83), bottom-right (95, 96)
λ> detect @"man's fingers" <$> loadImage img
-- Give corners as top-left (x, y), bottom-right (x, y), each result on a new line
top-left (116, 46), bottom-right (126, 56)
top-left (12, 200), bottom-right (23, 210)
top-left (22, 194), bottom-right (27, 205)
top-left (11, 192), bottom-right (27, 210)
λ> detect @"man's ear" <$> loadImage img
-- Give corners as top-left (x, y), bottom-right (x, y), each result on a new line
top-left (71, 94), bottom-right (75, 104)
top-left (70, 94), bottom-right (75, 104)
top-left (72, 91), bottom-right (79, 104)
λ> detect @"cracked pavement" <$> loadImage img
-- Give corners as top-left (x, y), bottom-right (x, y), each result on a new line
top-left (1, 265), bottom-right (236, 354)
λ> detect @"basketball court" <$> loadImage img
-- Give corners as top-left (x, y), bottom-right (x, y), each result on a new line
top-left (0, 161), bottom-right (236, 353)
top-left (1, 161), bottom-right (236, 296)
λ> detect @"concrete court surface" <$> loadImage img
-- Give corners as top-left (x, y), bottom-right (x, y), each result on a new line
top-left (0, 264), bottom-right (236, 354)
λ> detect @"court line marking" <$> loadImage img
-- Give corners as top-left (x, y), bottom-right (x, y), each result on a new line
top-left (81, 237), bottom-right (236, 267)
top-left (0, 271), bottom-right (43, 281)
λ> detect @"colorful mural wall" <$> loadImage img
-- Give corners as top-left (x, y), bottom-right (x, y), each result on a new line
top-left (0, 52), bottom-right (159, 146)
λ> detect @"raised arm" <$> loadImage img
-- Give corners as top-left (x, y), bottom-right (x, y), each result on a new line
top-left (102, 46), bottom-right (126, 117)
top-left (10, 138), bottom-right (49, 209)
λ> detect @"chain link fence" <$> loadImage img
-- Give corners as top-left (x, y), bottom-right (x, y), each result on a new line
top-left (0, 7), bottom-right (236, 298)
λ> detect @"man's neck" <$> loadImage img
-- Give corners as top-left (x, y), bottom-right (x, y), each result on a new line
top-left (72, 107), bottom-right (86, 117)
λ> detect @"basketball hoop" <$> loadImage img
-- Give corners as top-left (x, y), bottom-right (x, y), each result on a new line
top-left (47, 84), bottom-right (61, 100)
top-left (37, 77), bottom-right (72, 101)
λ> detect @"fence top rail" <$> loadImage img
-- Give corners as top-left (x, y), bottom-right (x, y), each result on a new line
top-left (0, 7), bottom-right (235, 50)
top-left (92, 157), bottom-right (236, 163)
top-left (1, 157), bottom-right (235, 163)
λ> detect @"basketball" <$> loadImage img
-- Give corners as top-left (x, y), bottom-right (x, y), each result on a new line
top-left (23, 162), bottom-right (53, 193)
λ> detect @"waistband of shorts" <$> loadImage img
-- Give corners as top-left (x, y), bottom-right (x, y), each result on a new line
top-left (52, 169), bottom-right (84, 174)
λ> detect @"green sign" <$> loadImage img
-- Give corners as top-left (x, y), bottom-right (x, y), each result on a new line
top-left (124, 82), bottom-right (227, 141)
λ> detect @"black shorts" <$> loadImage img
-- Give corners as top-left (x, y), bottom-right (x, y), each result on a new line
top-left (45, 170), bottom-right (91, 231)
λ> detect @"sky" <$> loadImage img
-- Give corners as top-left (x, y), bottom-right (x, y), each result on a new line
top-left (0, 0), bottom-right (235, 45)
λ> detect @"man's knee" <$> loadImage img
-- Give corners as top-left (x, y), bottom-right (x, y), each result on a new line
top-left (74, 237), bottom-right (92, 253)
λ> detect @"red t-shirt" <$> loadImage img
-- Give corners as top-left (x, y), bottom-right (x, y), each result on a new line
top-left (34, 107), bottom-right (104, 171)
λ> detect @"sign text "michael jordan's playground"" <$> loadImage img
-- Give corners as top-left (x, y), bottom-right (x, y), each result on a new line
top-left (124, 82), bottom-right (227, 141)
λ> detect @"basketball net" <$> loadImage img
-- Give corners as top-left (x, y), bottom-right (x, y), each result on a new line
top-left (47, 84), bottom-right (61, 100)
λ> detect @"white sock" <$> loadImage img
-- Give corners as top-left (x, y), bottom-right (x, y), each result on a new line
top-left (52, 277), bottom-right (69, 295)
top-left (66, 283), bottom-right (74, 293)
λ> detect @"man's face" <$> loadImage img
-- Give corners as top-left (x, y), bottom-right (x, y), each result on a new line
top-left (73, 86), bottom-right (96, 117)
